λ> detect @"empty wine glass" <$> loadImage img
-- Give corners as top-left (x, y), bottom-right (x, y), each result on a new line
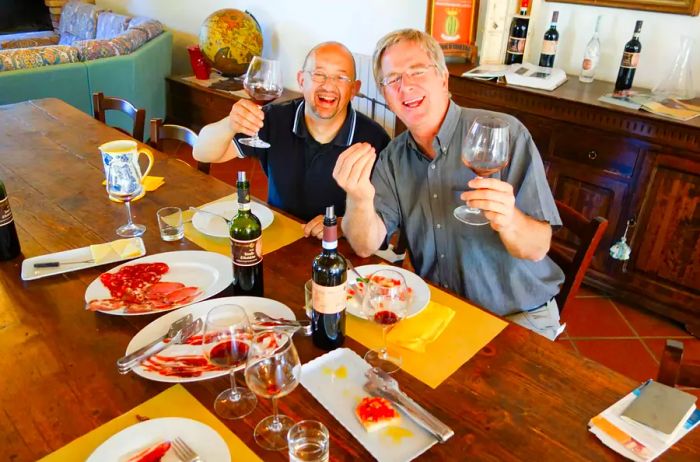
top-left (239, 56), bottom-right (283, 149)
top-left (453, 116), bottom-right (511, 226)
top-left (202, 304), bottom-right (257, 419)
top-left (245, 332), bottom-right (301, 451)
top-left (362, 269), bottom-right (410, 374)
top-left (105, 155), bottom-right (145, 237)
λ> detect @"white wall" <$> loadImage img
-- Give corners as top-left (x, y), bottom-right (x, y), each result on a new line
top-left (97, 0), bottom-right (699, 92)
top-left (96, 0), bottom-right (426, 90)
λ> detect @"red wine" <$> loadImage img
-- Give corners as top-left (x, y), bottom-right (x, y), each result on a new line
top-left (230, 171), bottom-right (264, 296)
top-left (614, 20), bottom-right (643, 94)
top-left (245, 84), bottom-right (282, 106)
top-left (374, 310), bottom-right (399, 325)
top-left (465, 160), bottom-right (510, 177)
top-left (504, 0), bottom-right (530, 65)
top-left (0, 179), bottom-right (21, 261)
top-left (311, 206), bottom-right (347, 350)
top-left (538, 11), bottom-right (559, 68)
top-left (207, 339), bottom-right (249, 368)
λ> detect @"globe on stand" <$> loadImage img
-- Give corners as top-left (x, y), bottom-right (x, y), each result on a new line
top-left (199, 9), bottom-right (263, 77)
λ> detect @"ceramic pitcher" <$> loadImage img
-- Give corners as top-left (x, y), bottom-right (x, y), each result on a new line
top-left (98, 140), bottom-right (154, 183)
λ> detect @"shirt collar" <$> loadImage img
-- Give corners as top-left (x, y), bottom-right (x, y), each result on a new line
top-left (405, 99), bottom-right (461, 159)
top-left (292, 100), bottom-right (357, 147)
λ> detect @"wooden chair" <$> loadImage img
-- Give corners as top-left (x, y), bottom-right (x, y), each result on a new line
top-left (658, 340), bottom-right (700, 388)
top-left (92, 92), bottom-right (146, 142)
top-left (549, 200), bottom-right (608, 313)
top-left (149, 118), bottom-right (210, 174)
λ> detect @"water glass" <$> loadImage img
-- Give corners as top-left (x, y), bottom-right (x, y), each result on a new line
top-left (288, 420), bottom-right (329, 462)
top-left (157, 207), bottom-right (185, 241)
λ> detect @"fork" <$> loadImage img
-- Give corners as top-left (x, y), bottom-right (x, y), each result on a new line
top-left (171, 437), bottom-right (202, 462)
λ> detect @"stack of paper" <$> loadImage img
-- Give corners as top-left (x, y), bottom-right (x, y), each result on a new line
top-left (589, 380), bottom-right (699, 461)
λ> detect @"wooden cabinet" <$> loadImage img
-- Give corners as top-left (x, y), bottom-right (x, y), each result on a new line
top-left (448, 65), bottom-right (700, 330)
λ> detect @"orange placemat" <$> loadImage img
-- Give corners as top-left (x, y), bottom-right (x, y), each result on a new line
top-left (347, 285), bottom-right (507, 389)
top-left (38, 385), bottom-right (262, 462)
top-left (183, 195), bottom-right (304, 256)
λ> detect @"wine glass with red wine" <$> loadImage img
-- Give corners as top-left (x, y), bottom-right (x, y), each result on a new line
top-left (244, 332), bottom-right (301, 451)
top-left (239, 56), bottom-right (283, 149)
top-left (202, 304), bottom-right (257, 419)
top-left (453, 116), bottom-right (511, 226)
top-left (361, 269), bottom-right (410, 374)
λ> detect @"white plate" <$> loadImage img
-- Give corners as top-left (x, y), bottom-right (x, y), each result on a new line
top-left (300, 348), bottom-right (437, 462)
top-left (20, 238), bottom-right (146, 281)
top-left (126, 296), bottom-right (295, 383)
top-left (192, 200), bottom-right (274, 238)
top-left (86, 417), bottom-right (230, 462)
top-left (347, 265), bottom-right (430, 319)
top-left (84, 251), bottom-right (233, 316)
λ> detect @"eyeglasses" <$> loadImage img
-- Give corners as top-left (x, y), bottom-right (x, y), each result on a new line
top-left (380, 65), bottom-right (437, 90)
top-left (305, 70), bottom-right (354, 85)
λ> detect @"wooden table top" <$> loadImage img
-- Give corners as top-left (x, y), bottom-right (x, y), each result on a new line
top-left (2, 99), bottom-right (698, 461)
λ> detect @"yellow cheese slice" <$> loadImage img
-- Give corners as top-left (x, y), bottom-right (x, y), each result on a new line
top-left (90, 243), bottom-right (118, 264)
top-left (90, 238), bottom-right (141, 264)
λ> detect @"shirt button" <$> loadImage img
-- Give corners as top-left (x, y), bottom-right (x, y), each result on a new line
top-left (436, 224), bottom-right (442, 229)
top-left (433, 194), bottom-right (438, 199)
top-left (431, 164), bottom-right (436, 170)
top-left (443, 284), bottom-right (449, 289)
top-left (440, 254), bottom-right (445, 259)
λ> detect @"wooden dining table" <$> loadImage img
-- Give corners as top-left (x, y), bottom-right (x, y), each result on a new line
top-left (1, 98), bottom-right (698, 461)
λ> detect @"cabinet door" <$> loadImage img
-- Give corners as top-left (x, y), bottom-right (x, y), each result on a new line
top-left (629, 154), bottom-right (700, 296)
top-left (546, 159), bottom-right (628, 270)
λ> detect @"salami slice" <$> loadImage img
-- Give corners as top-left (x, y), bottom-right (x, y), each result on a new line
top-left (86, 299), bottom-right (125, 311)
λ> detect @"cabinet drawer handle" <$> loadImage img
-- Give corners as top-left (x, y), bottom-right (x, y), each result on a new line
top-left (588, 150), bottom-right (598, 160)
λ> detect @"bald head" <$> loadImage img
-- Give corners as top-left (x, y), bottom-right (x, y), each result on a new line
top-left (302, 41), bottom-right (356, 80)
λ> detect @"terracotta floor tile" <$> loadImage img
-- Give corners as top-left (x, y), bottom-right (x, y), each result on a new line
top-left (613, 300), bottom-right (690, 338)
top-left (575, 285), bottom-right (608, 298)
top-left (561, 298), bottom-right (635, 338)
top-left (641, 338), bottom-right (668, 363)
top-left (574, 339), bottom-right (659, 383)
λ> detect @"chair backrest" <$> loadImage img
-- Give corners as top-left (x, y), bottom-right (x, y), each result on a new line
top-left (149, 118), bottom-right (209, 174)
top-left (658, 339), bottom-right (700, 388)
top-left (92, 92), bottom-right (145, 142)
top-left (549, 200), bottom-right (608, 312)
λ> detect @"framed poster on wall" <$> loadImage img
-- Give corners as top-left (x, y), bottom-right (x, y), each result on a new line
top-left (426, 0), bottom-right (480, 62)
top-left (545, 0), bottom-right (699, 16)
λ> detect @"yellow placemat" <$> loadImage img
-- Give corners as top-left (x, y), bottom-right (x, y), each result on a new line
top-left (39, 384), bottom-right (262, 462)
top-left (347, 286), bottom-right (507, 389)
top-left (183, 195), bottom-right (304, 256)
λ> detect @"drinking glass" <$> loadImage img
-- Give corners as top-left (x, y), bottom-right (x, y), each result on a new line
top-left (245, 332), bottom-right (301, 451)
top-left (453, 116), bottom-right (511, 226)
top-left (156, 206), bottom-right (184, 241)
top-left (106, 155), bottom-right (146, 237)
top-left (288, 420), bottom-right (330, 462)
top-left (362, 269), bottom-right (410, 374)
top-left (202, 304), bottom-right (257, 419)
top-left (239, 56), bottom-right (283, 149)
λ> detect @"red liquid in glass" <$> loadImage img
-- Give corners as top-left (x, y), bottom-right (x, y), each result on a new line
top-left (207, 339), bottom-right (249, 368)
top-left (245, 84), bottom-right (282, 106)
top-left (465, 159), bottom-right (510, 177)
top-left (374, 310), bottom-right (399, 325)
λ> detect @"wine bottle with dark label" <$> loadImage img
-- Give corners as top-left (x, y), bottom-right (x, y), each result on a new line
top-left (311, 206), bottom-right (347, 350)
top-left (614, 20), bottom-right (643, 95)
top-left (0, 179), bottom-right (21, 261)
top-left (504, 0), bottom-right (530, 65)
top-left (539, 11), bottom-right (559, 68)
top-left (229, 171), bottom-right (263, 296)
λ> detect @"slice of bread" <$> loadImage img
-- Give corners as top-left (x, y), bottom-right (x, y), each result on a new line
top-left (355, 396), bottom-right (401, 432)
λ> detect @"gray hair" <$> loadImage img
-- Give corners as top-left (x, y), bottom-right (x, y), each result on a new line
top-left (372, 29), bottom-right (447, 90)
top-left (302, 41), bottom-right (357, 80)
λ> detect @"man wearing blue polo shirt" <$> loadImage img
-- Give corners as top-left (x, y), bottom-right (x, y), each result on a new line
top-left (194, 42), bottom-right (390, 239)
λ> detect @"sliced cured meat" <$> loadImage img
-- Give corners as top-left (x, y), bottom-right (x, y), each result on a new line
top-left (140, 354), bottom-right (224, 377)
top-left (145, 281), bottom-right (186, 299)
top-left (86, 299), bottom-right (125, 311)
top-left (124, 302), bottom-right (157, 314)
top-left (165, 287), bottom-right (203, 305)
top-left (125, 440), bottom-right (171, 462)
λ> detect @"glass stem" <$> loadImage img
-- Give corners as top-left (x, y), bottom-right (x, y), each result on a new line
top-left (229, 369), bottom-right (240, 400)
top-left (270, 397), bottom-right (282, 431)
top-left (124, 200), bottom-right (134, 226)
top-left (379, 325), bottom-right (389, 359)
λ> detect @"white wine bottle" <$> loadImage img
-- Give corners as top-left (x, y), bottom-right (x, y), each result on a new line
top-left (579, 16), bottom-right (602, 83)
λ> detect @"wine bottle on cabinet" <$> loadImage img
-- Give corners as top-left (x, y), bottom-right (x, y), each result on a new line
top-left (579, 15), bottom-right (602, 83)
top-left (538, 11), bottom-right (559, 68)
top-left (229, 171), bottom-right (264, 296)
top-left (0, 179), bottom-right (21, 261)
top-left (614, 20), bottom-right (643, 95)
top-left (311, 206), bottom-right (347, 350)
top-left (504, 0), bottom-right (530, 65)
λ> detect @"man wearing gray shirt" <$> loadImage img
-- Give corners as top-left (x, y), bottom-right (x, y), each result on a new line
top-left (333, 29), bottom-right (566, 340)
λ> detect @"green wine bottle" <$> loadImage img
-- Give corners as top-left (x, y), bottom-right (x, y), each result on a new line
top-left (229, 171), bottom-right (263, 296)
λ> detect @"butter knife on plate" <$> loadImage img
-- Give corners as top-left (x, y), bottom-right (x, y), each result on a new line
top-left (116, 314), bottom-right (200, 374)
top-left (364, 367), bottom-right (454, 443)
